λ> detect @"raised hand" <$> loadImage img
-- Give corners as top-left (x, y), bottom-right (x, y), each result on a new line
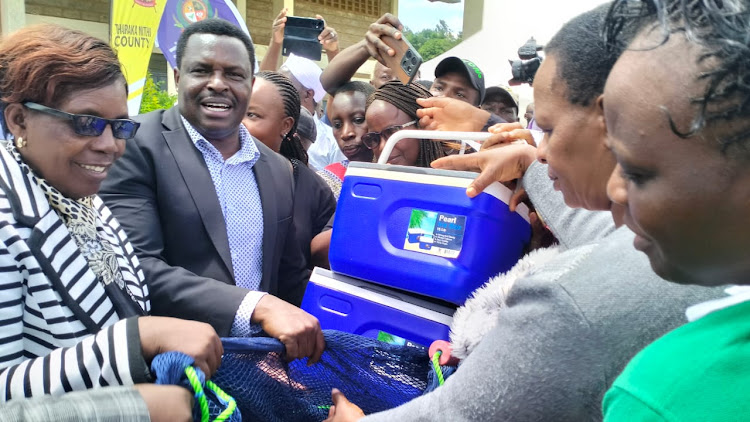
top-left (270, 8), bottom-right (288, 45)
top-left (317, 15), bottom-right (340, 53)
top-left (364, 13), bottom-right (404, 63)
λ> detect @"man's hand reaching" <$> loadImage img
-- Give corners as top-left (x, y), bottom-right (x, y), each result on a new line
top-left (252, 295), bottom-right (326, 364)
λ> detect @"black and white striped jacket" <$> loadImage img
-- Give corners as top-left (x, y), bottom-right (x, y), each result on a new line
top-left (0, 147), bottom-right (151, 400)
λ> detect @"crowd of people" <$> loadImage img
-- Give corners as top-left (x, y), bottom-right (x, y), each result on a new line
top-left (0, 0), bottom-right (748, 420)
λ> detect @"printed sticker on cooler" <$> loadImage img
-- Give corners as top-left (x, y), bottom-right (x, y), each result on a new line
top-left (403, 208), bottom-right (466, 258)
top-left (377, 331), bottom-right (423, 348)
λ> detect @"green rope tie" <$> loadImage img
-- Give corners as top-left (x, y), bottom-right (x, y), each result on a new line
top-left (184, 366), bottom-right (238, 422)
top-left (207, 380), bottom-right (238, 422)
top-left (431, 351), bottom-right (446, 386)
top-left (184, 366), bottom-right (209, 420)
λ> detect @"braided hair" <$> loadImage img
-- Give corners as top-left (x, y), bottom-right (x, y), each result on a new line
top-left (367, 81), bottom-right (446, 167)
top-left (255, 71), bottom-right (308, 165)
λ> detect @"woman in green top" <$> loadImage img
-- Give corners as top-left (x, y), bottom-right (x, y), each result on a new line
top-left (602, 0), bottom-right (750, 420)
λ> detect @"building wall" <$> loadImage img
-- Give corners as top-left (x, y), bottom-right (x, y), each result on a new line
top-left (463, 0), bottom-right (483, 39)
top-left (246, 0), bottom-right (392, 79)
top-left (24, 14), bottom-right (109, 42)
top-left (246, 0), bottom-right (276, 47)
top-left (25, 0), bottom-right (109, 24)
top-left (2, 0), bottom-right (28, 35)
top-left (246, 0), bottom-right (391, 50)
top-left (20, 0), bottom-right (392, 62)
top-left (295, 0), bottom-right (391, 49)
top-left (18, 0), bottom-right (395, 83)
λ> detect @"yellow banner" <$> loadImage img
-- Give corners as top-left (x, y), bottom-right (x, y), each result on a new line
top-left (111, 0), bottom-right (166, 115)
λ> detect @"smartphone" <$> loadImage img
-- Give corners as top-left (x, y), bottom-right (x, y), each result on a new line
top-left (283, 16), bottom-right (325, 61)
top-left (381, 35), bottom-right (423, 85)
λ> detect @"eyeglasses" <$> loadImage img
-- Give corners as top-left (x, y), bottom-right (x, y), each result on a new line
top-left (361, 120), bottom-right (418, 150)
top-left (23, 102), bottom-right (140, 140)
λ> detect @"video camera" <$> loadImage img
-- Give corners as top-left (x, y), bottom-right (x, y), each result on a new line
top-left (508, 37), bottom-right (543, 86)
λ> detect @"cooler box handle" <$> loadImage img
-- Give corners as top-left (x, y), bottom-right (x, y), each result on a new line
top-left (377, 130), bottom-right (492, 165)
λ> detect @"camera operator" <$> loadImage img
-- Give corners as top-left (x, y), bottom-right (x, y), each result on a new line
top-left (508, 37), bottom-right (544, 86)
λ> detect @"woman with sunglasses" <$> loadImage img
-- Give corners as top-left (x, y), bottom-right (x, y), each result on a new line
top-left (0, 25), bottom-right (221, 420)
top-left (365, 81), bottom-right (446, 166)
top-left (243, 71), bottom-right (336, 270)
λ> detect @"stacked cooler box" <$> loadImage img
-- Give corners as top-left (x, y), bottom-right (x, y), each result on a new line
top-left (302, 162), bottom-right (532, 347)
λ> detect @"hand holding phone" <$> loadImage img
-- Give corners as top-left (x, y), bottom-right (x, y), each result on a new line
top-left (283, 16), bottom-right (325, 61)
top-left (380, 35), bottom-right (422, 85)
top-left (270, 8), bottom-right (288, 45)
top-left (363, 14), bottom-right (405, 63)
top-left (314, 14), bottom-right (339, 53)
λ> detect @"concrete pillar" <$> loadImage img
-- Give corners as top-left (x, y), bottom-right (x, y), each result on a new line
top-left (272, 0), bottom-right (294, 15)
top-left (1, 0), bottom-right (26, 36)
top-left (462, 0), bottom-right (484, 39)
top-left (236, 0), bottom-right (247, 22)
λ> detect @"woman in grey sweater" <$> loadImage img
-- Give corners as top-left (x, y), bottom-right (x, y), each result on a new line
top-left (324, 4), bottom-right (722, 421)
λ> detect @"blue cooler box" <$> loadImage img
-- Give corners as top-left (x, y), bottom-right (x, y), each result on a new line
top-left (329, 162), bottom-right (532, 305)
top-left (302, 268), bottom-right (455, 347)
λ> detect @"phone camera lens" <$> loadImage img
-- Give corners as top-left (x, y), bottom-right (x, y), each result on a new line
top-left (411, 57), bottom-right (418, 65)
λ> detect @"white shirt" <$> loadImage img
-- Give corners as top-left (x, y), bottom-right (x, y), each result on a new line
top-left (686, 285), bottom-right (750, 322)
top-left (307, 115), bottom-right (346, 171)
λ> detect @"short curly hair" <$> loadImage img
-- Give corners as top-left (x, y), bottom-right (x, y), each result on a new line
top-left (176, 18), bottom-right (255, 71)
top-left (604, 0), bottom-right (750, 155)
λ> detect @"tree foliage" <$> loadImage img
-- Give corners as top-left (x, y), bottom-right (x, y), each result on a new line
top-left (403, 20), bottom-right (463, 62)
top-left (139, 72), bottom-right (177, 114)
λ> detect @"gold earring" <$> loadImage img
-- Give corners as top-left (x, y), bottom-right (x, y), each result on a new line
top-left (15, 137), bottom-right (26, 149)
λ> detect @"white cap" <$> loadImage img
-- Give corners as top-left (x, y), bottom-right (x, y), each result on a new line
top-left (282, 53), bottom-right (326, 103)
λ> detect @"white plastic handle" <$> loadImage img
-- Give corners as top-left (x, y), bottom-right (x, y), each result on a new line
top-left (377, 130), bottom-right (493, 165)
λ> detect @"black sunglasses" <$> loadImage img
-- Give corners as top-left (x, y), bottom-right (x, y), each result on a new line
top-left (23, 102), bottom-right (140, 140)
top-left (361, 120), bottom-right (418, 150)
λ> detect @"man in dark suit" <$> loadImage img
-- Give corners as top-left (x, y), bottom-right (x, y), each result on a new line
top-left (100, 19), bottom-right (324, 362)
